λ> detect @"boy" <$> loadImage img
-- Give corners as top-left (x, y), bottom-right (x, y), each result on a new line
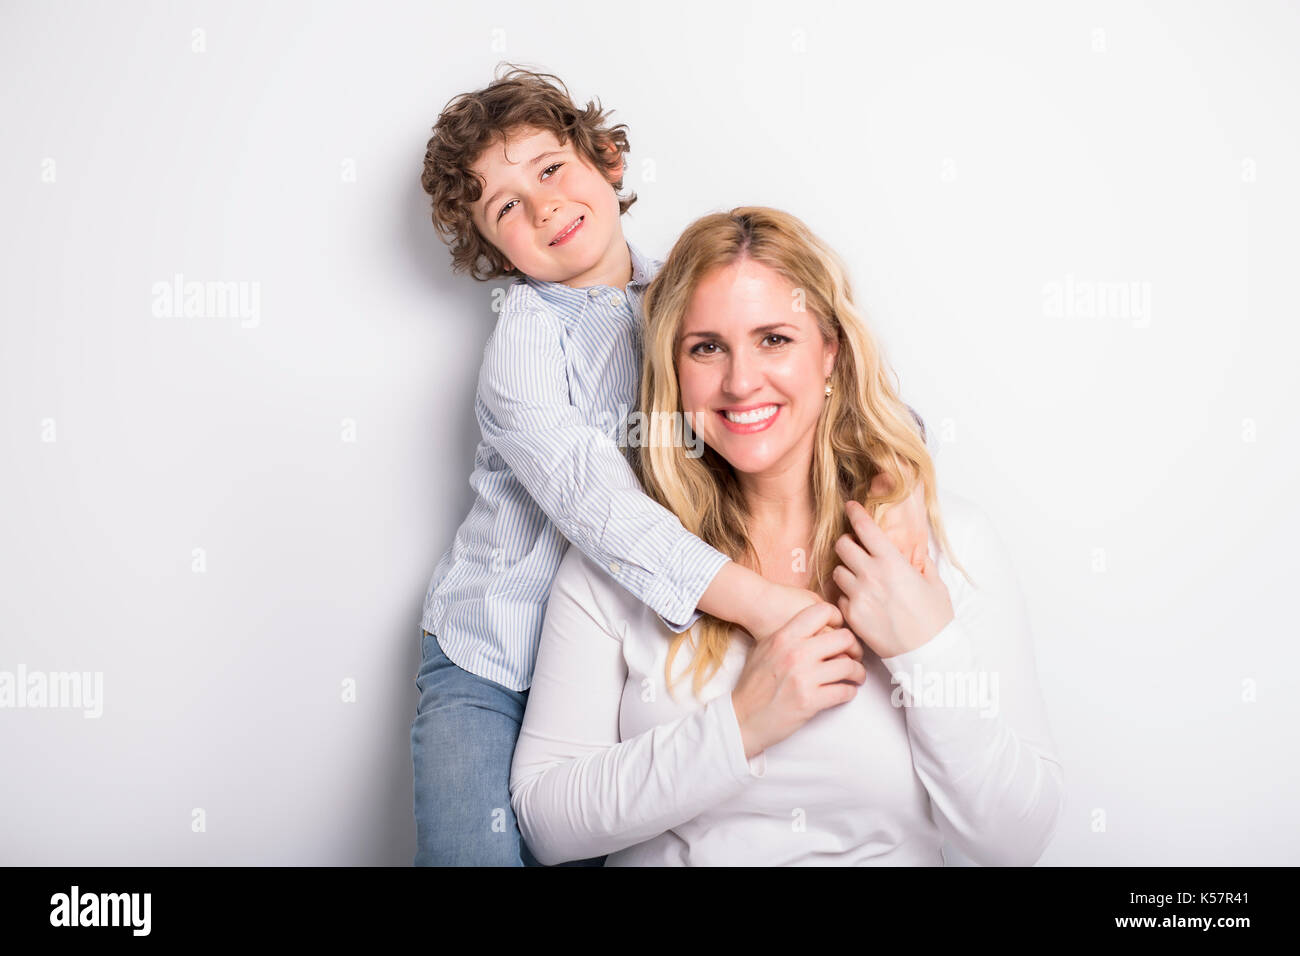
top-left (413, 66), bottom-right (930, 865)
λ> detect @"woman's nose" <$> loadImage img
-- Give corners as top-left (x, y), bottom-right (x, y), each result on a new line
top-left (722, 351), bottom-right (760, 398)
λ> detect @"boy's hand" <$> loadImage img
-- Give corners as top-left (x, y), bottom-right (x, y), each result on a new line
top-left (746, 583), bottom-right (843, 645)
top-left (700, 563), bottom-right (843, 646)
top-left (868, 470), bottom-right (930, 570)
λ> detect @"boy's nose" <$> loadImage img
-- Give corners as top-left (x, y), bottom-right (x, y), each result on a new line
top-left (534, 197), bottom-right (562, 226)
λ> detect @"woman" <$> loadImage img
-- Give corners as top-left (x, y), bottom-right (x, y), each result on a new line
top-left (508, 207), bottom-right (1064, 865)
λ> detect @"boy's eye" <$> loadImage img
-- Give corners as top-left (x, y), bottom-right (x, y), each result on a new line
top-left (495, 163), bottom-right (565, 221)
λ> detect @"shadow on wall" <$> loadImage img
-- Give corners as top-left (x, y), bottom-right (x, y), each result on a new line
top-left (362, 174), bottom-right (503, 864)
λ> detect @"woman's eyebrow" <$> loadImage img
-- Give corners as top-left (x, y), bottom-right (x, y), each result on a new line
top-left (681, 323), bottom-right (798, 340)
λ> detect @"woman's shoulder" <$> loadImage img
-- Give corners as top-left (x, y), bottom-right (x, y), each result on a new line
top-left (932, 485), bottom-right (1020, 597)
top-left (549, 545), bottom-right (651, 641)
top-left (933, 485), bottom-right (992, 547)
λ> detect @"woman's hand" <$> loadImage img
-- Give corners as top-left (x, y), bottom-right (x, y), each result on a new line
top-left (832, 499), bottom-right (954, 660)
top-left (869, 469), bottom-right (930, 571)
top-left (731, 602), bottom-right (867, 760)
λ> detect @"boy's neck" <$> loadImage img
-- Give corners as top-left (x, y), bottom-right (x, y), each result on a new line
top-left (556, 234), bottom-right (634, 291)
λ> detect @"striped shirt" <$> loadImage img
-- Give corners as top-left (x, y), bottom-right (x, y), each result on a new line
top-left (421, 240), bottom-right (731, 691)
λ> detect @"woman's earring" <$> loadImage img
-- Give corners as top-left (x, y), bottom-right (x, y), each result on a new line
top-left (824, 379), bottom-right (833, 398)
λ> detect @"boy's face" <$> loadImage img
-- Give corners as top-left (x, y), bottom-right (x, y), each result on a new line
top-left (469, 126), bottom-right (626, 287)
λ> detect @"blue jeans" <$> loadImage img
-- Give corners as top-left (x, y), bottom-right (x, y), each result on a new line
top-left (409, 628), bottom-right (604, 867)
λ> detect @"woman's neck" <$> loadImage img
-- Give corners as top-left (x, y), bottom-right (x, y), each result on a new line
top-left (738, 456), bottom-right (818, 588)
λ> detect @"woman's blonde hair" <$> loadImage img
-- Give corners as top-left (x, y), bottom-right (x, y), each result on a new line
top-left (635, 207), bottom-right (974, 699)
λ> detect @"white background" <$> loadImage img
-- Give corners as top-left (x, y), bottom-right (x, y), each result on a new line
top-left (2, 0), bottom-right (1297, 865)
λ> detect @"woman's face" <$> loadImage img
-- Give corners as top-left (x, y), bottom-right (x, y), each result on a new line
top-left (676, 257), bottom-right (838, 479)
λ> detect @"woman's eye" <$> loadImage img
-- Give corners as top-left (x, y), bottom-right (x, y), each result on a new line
top-left (690, 342), bottom-right (719, 355)
top-left (763, 334), bottom-right (791, 346)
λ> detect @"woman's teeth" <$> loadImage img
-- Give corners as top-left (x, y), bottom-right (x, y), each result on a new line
top-left (723, 405), bottom-right (778, 424)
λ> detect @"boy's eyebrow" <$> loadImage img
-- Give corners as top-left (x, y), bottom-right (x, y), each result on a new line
top-left (681, 323), bottom-right (799, 341)
top-left (479, 149), bottom-right (567, 219)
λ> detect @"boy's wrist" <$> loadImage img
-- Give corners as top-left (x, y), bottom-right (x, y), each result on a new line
top-left (698, 561), bottom-right (766, 634)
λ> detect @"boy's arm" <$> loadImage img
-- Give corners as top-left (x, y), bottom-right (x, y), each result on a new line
top-left (697, 562), bottom-right (835, 639)
top-left (479, 304), bottom-right (785, 635)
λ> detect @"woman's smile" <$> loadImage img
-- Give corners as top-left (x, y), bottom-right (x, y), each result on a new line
top-left (717, 403), bottom-right (782, 433)
top-left (676, 257), bottom-right (836, 478)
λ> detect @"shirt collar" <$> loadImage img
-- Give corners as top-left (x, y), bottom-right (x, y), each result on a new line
top-left (627, 239), bottom-right (653, 288)
top-left (521, 239), bottom-right (653, 314)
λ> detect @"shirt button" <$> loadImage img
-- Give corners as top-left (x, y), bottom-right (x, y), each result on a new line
top-left (587, 288), bottom-right (601, 298)
top-left (609, 562), bottom-right (620, 574)
top-left (608, 293), bottom-right (621, 306)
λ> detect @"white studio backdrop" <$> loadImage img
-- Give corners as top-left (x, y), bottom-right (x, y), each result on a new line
top-left (1, 0), bottom-right (1297, 865)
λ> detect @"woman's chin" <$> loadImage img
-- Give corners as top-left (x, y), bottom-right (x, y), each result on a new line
top-left (711, 443), bottom-right (782, 476)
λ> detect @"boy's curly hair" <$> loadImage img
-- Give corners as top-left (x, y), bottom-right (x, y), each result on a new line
top-left (421, 64), bottom-right (638, 282)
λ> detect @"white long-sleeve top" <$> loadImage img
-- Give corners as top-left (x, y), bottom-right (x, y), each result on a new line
top-left (508, 487), bottom-right (1065, 866)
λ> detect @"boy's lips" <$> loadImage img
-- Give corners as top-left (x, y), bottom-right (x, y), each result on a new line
top-left (549, 215), bottom-right (585, 246)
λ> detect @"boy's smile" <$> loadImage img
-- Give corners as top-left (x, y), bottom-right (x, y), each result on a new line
top-left (469, 126), bottom-right (629, 289)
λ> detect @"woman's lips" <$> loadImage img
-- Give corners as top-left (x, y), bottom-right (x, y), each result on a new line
top-left (716, 404), bottom-right (781, 434)
top-left (549, 215), bottom-right (585, 246)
